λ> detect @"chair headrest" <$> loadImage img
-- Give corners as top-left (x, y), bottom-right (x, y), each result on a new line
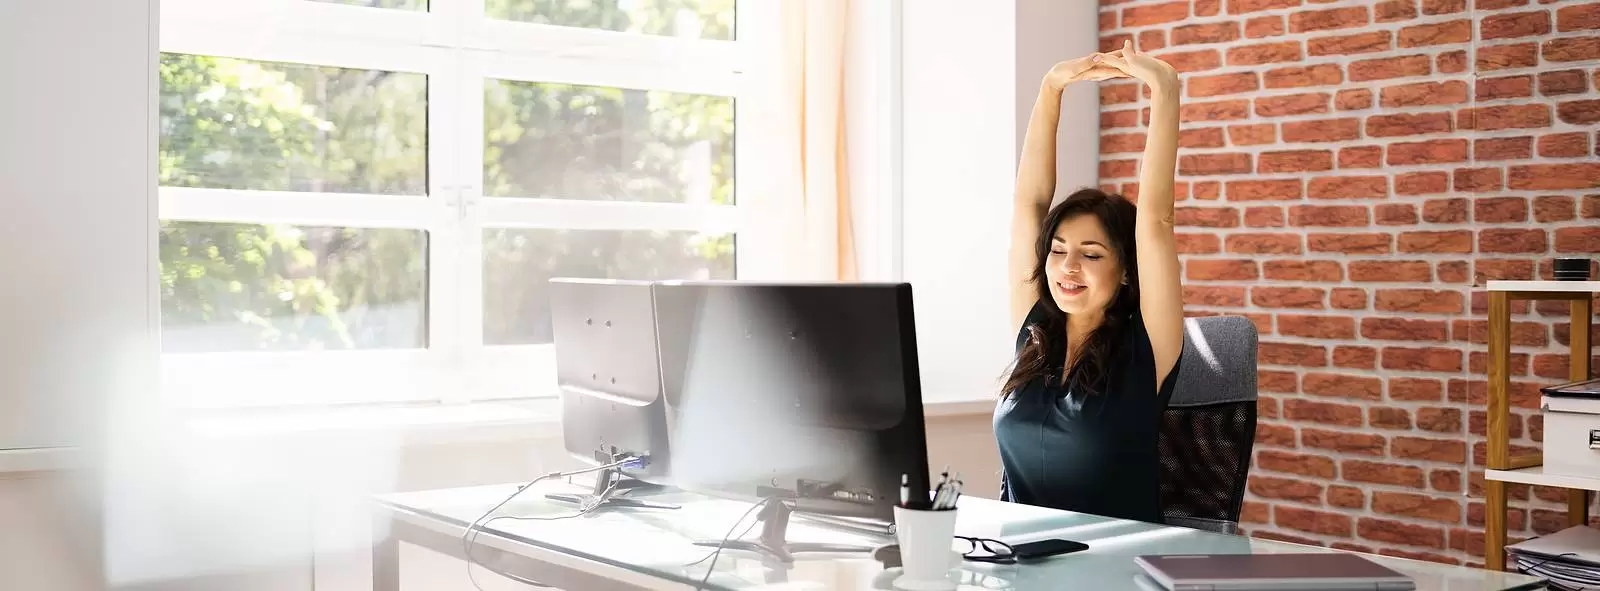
top-left (1171, 315), bottom-right (1259, 407)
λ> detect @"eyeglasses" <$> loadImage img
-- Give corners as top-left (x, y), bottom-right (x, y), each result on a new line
top-left (955, 536), bottom-right (1016, 564)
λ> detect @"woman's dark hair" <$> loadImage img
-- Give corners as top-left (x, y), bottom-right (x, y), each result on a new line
top-left (1002, 188), bottom-right (1140, 397)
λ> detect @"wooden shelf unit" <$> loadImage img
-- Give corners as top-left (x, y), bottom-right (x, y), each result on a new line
top-left (1481, 280), bottom-right (1597, 572)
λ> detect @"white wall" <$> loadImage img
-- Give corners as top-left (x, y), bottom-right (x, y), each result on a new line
top-left (899, 0), bottom-right (1101, 405)
top-left (1, 0), bottom-right (160, 589)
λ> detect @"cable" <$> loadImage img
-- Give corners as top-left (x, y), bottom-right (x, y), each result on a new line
top-left (460, 457), bottom-right (640, 591)
top-left (694, 497), bottom-right (773, 590)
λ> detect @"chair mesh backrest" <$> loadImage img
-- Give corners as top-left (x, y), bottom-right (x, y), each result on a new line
top-left (1159, 316), bottom-right (1258, 525)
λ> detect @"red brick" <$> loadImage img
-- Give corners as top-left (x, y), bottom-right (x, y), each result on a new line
top-left (1259, 150), bottom-right (1333, 173)
top-left (1477, 43), bottom-right (1539, 70)
top-left (1255, 93), bottom-right (1331, 117)
top-left (1539, 132), bottom-right (1591, 158)
top-left (1392, 436), bottom-right (1468, 463)
top-left (1558, 2), bottom-right (1600, 31)
top-left (1539, 69), bottom-right (1590, 96)
top-left (1345, 461), bottom-right (1424, 489)
top-left (1226, 233), bottom-right (1302, 254)
top-left (1227, 179), bottom-right (1301, 201)
top-left (1421, 0), bottom-right (1465, 14)
top-left (1360, 518), bottom-right (1447, 549)
top-left (1245, 206), bottom-right (1286, 227)
top-left (1328, 485), bottom-right (1365, 509)
top-left (1250, 475), bottom-right (1327, 504)
top-left (1366, 112), bottom-right (1453, 137)
top-left (1254, 287), bottom-right (1327, 310)
top-left (1330, 289), bottom-right (1367, 311)
top-left (1475, 75), bottom-right (1535, 101)
top-left (1340, 146), bottom-right (1383, 169)
top-left (1101, 84), bottom-right (1140, 106)
top-left (1246, 15), bottom-right (1288, 38)
top-left (1452, 318), bottom-right (1549, 347)
top-left (1184, 285), bottom-right (1247, 307)
top-left (1100, 10), bottom-right (1118, 30)
top-left (1309, 31), bottom-right (1393, 56)
top-left (1473, 259), bottom-right (1536, 282)
top-left (1585, 194), bottom-right (1600, 219)
top-left (1176, 233), bottom-right (1222, 254)
top-left (1256, 423), bottom-right (1297, 447)
top-left (1373, 492), bottom-right (1462, 524)
top-left (1399, 20), bottom-right (1473, 46)
top-left (1376, 0), bottom-right (1418, 21)
top-left (1260, 341), bottom-right (1327, 367)
top-left (1474, 197), bottom-right (1529, 223)
top-left (1386, 139), bottom-right (1469, 165)
top-left (1438, 50), bottom-right (1468, 73)
top-left (1290, 205), bottom-right (1369, 227)
top-left (1229, 0), bottom-right (1302, 13)
top-left (1102, 133), bottom-right (1146, 154)
top-left (1283, 118), bottom-right (1360, 143)
top-left (1275, 506), bottom-right (1354, 537)
top-left (1474, 136), bottom-right (1534, 161)
top-left (1453, 167), bottom-right (1503, 193)
top-left (1258, 450), bottom-right (1337, 479)
top-left (1157, 49), bottom-right (1224, 75)
top-left (1374, 203), bottom-right (1418, 225)
top-left (1240, 501), bottom-right (1270, 524)
top-left (1179, 153), bottom-right (1254, 176)
top-left (1437, 261), bottom-right (1468, 283)
top-left (1257, 395), bottom-right (1283, 420)
top-left (1481, 10), bottom-right (1551, 39)
top-left (1543, 36), bottom-right (1600, 62)
top-left (1302, 428), bottom-right (1386, 456)
top-left (1361, 316), bottom-right (1448, 341)
top-left (1176, 207), bottom-right (1242, 228)
top-left (1432, 469), bottom-right (1463, 493)
top-left (1191, 181), bottom-right (1221, 201)
top-left (1302, 372), bottom-right (1383, 399)
top-left (1390, 378), bottom-right (1442, 401)
top-left (1376, 289), bottom-right (1464, 313)
top-left (1101, 109), bottom-right (1141, 129)
top-left (1259, 370), bottom-right (1298, 394)
top-left (1395, 171), bottom-right (1449, 195)
top-left (1277, 315), bottom-right (1354, 340)
top-left (1415, 407), bottom-right (1462, 433)
top-left (1309, 233), bottom-right (1392, 255)
top-left (1310, 176), bottom-right (1388, 199)
top-left (1291, 6), bottom-right (1369, 32)
top-left (1556, 227), bottom-right (1600, 252)
top-left (1478, 228), bottom-right (1547, 254)
top-left (1534, 195), bottom-right (1576, 223)
top-left (1381, 80), bottom-right (1469, 108)
top-left (1508, 163), bottom-right (1600, 190)
top-left (1174, 22), bottom-right (1242, 46)
top-left (1284, 398), bottom-right (1364, 426)
top-left (1382, 346), bottom-right (1464, 372)
top-left (1195, 0), bottom-right (1222, 16)
top-left (1139, 30), bottom-right (1167, 52)
top-left (1422, 198), bottom-right (1469, 223)
top-left (1189, 72), bottom-right (1259, 98)
top-left (1397, 230), bottom-right (1472, 254)
top-left (1450, 528), bottom-right (1486, 557)
top-left (1121, 1), bottom-right (1189, 26)
top-left (1558, 99), bottom-right (1600, 124)
top-left (1102, 160), bottom-right (1137, 179)
top-left (1263, 260), bottom-right (1343, 281)
top-left (1181, 99), bottom-right (1252, 122)
top-left (1264, 64), bottom-right (1345, 89)
top-left (1349, 54), bottom-right (1432, 81)
top-left (1229, 124), bottom-right (1277, 146)
top-left (1332, 344), bottom-right (1376, 367)
top-left (1335, 89), bottom-right (1374, 112)
top-left (1179, 128), bottom-right (1228, 149)
top-left (1330, 542), bottom-right (1373, 554)
top-left (1458, 105), bottom-right (1553, 131)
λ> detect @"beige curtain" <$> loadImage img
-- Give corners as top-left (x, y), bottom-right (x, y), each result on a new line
top-left (770, 0), bottom-right (858, 281)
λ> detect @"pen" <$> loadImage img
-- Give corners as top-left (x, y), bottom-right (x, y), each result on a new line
top-left (900, 473), bottom-right (910, 507)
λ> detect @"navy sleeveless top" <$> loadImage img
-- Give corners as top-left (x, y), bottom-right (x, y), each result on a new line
top-left (992, 301), bottom-right (1181, 524)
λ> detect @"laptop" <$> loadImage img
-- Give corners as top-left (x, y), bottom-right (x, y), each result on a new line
top-left (1135, 553), bottom-right (1416, 591)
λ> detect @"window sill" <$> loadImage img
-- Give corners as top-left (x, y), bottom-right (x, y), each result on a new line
top-left (182, 398), bottom-right (564, 446)
top-left (0, 447), bottom-right (82, 475)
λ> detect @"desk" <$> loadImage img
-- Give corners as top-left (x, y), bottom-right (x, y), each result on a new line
top-left (374, 481), bottom-right (1546, 591)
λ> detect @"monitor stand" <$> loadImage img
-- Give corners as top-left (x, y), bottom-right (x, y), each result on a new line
top-left (546, 456), bottom-right (680, 511)
top-left (692, 498), bottom-right (873, 563)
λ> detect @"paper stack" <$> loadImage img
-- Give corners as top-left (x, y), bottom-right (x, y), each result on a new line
top-left (1506, 524), bottom-right (1600, 590)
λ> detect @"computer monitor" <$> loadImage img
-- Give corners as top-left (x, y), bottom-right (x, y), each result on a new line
top-left (547, 278), bottom-right (678, 511)
top-left (651, 280), bottom-right (933, 561)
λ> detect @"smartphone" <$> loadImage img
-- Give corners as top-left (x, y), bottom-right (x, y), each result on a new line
top-left (1012, 538), bottom-right (1089, 560)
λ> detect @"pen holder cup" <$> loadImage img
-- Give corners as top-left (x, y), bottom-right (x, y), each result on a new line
top-left (892, 506), bottom-right (959, 590)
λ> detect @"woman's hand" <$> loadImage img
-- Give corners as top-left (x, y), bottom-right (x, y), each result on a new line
top-left (1042, 53), bottom-right (1130, 91)
top-left (1100, 40), bottom-right (1180, 94)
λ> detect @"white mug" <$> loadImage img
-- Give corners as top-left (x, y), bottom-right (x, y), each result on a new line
top-left (891, 506), bottom-right (959, 590)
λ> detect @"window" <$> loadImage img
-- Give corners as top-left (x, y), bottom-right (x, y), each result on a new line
top-left (158, 0), bottom-right (771, 408)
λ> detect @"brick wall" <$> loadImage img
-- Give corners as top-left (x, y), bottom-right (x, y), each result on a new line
top-left (1099, 0), bottom-right (1600, 566)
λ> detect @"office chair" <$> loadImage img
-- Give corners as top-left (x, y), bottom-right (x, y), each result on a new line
top-left (1158, 315), bottom-right (1259, 535)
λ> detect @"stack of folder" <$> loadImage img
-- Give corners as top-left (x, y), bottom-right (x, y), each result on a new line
top-left (1506, 525), bottom-right (1600, 590)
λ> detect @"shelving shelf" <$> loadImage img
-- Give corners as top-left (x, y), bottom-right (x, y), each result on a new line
top-left (1478, 280), bottom-right (1596, 573)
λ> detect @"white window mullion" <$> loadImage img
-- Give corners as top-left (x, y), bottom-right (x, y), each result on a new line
top-left (476, 199), bottom-right (741, 233)
top-left (159, 187), bottom-right (436, 229)
top-left (455, 53), bottom-right (491, 402)
top-left (479, 50), bottom-right (737, 97)
top-left (424, 39), bottom-right (469, 404)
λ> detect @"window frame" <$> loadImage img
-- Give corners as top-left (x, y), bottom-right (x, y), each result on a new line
top-left (158, 0), bottom-right (779, 409)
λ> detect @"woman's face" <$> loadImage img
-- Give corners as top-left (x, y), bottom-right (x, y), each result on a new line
top-left (1044, 213), bottom-right (1124, 317)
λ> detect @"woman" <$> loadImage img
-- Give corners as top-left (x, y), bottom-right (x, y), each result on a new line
top-left (993, 41), bottom-right (1184, 525)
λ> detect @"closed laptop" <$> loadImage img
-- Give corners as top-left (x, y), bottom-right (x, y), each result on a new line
top-left (1135, 553), bottom-right (1416, 591)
